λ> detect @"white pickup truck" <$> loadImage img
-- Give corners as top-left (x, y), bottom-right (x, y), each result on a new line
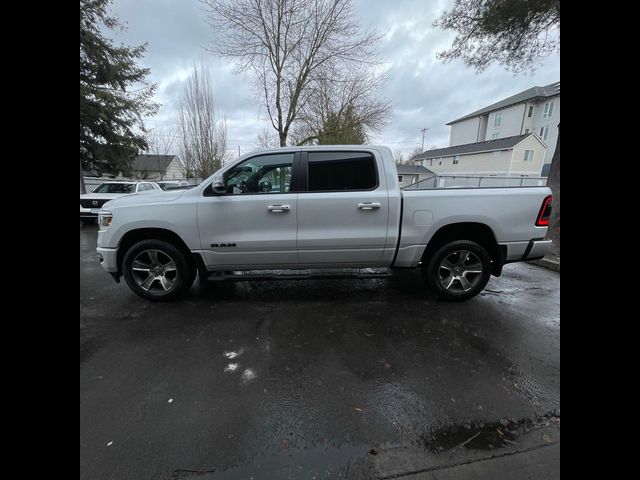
top-left (96, 146), bottom-right (552, 301)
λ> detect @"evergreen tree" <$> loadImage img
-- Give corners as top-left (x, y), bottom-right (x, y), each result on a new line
top-left (80, 0), bottom-right (159, 175)
top-left (434, 0), bottom-right (560, 73)
top-left (316, 106), bottom-right (367, 145)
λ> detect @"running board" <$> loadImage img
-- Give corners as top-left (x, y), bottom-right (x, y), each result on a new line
top-left (204, 268), bottom-right (392, 282)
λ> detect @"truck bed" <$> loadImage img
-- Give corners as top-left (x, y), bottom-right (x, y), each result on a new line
top-left (393, 186), bottom-right (551, 267)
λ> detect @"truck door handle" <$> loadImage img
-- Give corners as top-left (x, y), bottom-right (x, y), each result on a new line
top-left (268, 204), bottom-right (291, 213)
top-left (358, 202), bottom-right (381, 210)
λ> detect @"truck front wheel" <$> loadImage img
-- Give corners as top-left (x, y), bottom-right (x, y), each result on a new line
top-left (122, 239), bottom-right (195, 301)
top-left (423, 240), bottom-right (492, 301)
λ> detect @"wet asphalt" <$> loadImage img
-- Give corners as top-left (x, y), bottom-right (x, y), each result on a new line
top-left (80, 224), bottom-right (560, 480)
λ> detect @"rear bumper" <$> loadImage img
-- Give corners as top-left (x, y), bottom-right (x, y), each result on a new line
top-left (523, 239), bottom-right (552, 261)
top-left (500, 239), bottom-right (552, 262)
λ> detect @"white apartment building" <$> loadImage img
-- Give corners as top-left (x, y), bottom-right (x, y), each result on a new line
top-left (411, 133), bottom-right (546, 178)
top-left (447, 81), bottom-right (559, 175)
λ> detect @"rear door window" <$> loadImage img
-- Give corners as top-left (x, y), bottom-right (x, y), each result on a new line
top-left (307, 152), bottom-right (377, 191)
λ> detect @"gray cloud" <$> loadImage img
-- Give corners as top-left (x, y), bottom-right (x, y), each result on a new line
top-left (107, 0), bottom-right (559, 159)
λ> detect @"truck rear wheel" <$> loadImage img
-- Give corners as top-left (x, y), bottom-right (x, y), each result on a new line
top-left (122, 239), bottom-right (195, 301)
top-left (423, 240), bottom-right (492, 301)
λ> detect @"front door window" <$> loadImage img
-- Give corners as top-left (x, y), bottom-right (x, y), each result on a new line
top-left (224, 153), bottom-right (294, 194)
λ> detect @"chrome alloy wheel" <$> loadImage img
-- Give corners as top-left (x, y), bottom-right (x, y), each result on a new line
top-left (437, 250), bottom-right (483, 293)
top-left (130, 249), bottom-right (178, 294)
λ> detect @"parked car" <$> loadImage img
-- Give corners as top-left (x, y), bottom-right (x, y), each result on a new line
top-left (95, 146), bottom-right (552, 301)
top-left (80, 181), bottom-right (161, 224)
top-left (156, 180), bottom-right (190, 190)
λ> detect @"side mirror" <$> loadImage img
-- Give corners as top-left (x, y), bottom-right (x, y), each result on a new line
top-left (211, 180), bottom-right (226, 194)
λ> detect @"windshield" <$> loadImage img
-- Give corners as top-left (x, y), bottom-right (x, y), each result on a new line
top-left (93, 183), bottom-right (136, 194)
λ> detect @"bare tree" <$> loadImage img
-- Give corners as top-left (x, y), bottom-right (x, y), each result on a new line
top-left (201, 0), bottom-right (383, 146)
top-left (146, 125), bottom-right (179, 180)
top-left (408, 146), bottom-right (424, 164)
top-left (147, 126), bottom-right (176, 155)
top-left (255, 128), bottom-right (280, 148)
top-left (393, 151), bottom-right (404, 165)
top-left (290, 69), bottom-right (391, 145)
top-left (178, 63), bottom-right (228, 178)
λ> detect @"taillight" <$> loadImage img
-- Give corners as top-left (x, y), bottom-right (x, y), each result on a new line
top-left (536, 195), bottom-right (552, 226)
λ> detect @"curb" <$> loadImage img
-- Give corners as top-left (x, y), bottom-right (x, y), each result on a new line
top-left (528, 257), bottom-right (560, 272)
top-left (348, 424), bottom-right (560, 480)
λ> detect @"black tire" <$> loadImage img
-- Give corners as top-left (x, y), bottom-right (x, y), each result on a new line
top-left (122, 239), bottom-right (196, 301)
top-left (81, 218), bottom-right (96, 225)
top-left (423, 240), bottom-right (492, 301)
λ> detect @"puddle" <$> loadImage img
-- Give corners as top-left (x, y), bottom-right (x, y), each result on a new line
top-left (422, 411), bottom-right (560, 452)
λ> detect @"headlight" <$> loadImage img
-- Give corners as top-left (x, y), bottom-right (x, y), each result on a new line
top-left (98, 210), bottom-right (113, 228)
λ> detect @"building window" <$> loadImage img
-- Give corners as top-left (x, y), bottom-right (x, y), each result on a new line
top-left (494, 112), bottom-right (502, 127)
top-left (543, 101), bottom-right (554, 118)
top-left (528, 106), bottom-right (534, 117)
top-left (524, 128), bottom-right (529, 134)
top-left (429, 159), bottom-right (433, 166)
top-left (453, 155), bottom-right (459, 165)
top-left (523, 150), bottom-right (534, 161)
top-left (398, 175), bottom-right (403, 183)
top-left (491, 133), bottom-right (499, 139)
top-left (539, 126), bottom-right (549, 141)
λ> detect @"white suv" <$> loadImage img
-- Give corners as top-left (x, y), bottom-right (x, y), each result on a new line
top-left (80, 181), bottom-right (161, 225)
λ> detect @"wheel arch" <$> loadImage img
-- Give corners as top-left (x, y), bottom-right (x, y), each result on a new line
top-left (419, 222), bottom-right (505, 276)
top-left (116, 228), bottom-right (200, 276)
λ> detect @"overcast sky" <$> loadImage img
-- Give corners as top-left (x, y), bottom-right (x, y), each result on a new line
top-left (106, 0), bottom-right (559, 160)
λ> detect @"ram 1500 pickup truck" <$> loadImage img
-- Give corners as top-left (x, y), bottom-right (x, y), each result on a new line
top-left (96, 146), bottom-right (552, 301)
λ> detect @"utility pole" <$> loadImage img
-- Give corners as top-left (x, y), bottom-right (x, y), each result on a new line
top-left (420, 127), bottom-right (429, 152)
top-left (238, 145), bottom-right (241, 157)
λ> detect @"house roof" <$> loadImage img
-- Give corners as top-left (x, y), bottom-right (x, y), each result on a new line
top-left (131, 154), bottom-right (177, 172)
top-left (411, 133), bottom-right (540, 161)
top-left (396, 164), bottom-right (435, 175)
top-left (447, 81), bottom-right (560, 125)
